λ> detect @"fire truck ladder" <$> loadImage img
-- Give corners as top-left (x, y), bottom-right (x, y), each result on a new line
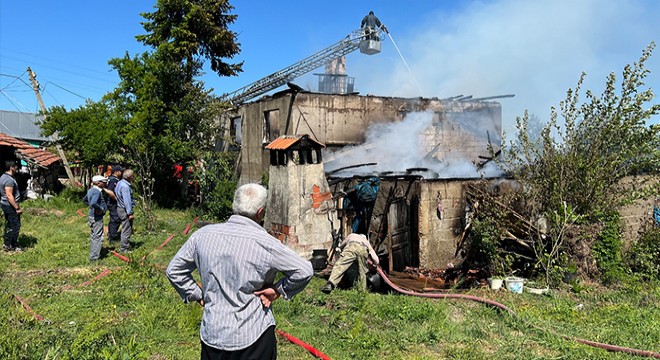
top-left (220, 29), bottom-right (383, 106)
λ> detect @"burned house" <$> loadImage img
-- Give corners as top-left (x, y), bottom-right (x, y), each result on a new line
top-left (224, 90), bottom-right (506, 269)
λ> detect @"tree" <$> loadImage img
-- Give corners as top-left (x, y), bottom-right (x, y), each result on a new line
top-left (489, 42), bottom-right (660, 283)
top-left (104, 0), bottom-right (242, 217)
top-left (107, 50), bottom-right (217, 222)
top-left (40, 100), bottom-right (123, 182)
top-left (502, 42), bottom-right (660, 218)
top-left (136, 0), bottom-right (243, 77)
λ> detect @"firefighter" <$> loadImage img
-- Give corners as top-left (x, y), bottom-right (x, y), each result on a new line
top-left (320, 232), bottom-right (379, 293)
top-left (360, 11), bottom-right (388, 40)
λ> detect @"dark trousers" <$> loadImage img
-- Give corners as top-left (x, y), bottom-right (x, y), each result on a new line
top-left (108, 206), bottom-right (121, 242)
top-left (1, 204), bottom-right (21, 248)
top-left (201, 326), bottom-right (276, 360)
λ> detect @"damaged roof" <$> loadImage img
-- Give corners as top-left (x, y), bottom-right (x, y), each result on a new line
top-left (0, 132), bottom-right (61, 168)
top-left (265, 134), bottom-right (325, 150)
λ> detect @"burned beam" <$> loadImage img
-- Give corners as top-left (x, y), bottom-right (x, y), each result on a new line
top-left (326, 162), bottom-right (377, 175)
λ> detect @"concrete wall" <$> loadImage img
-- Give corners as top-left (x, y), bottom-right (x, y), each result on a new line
top-left (617, 176), bottom-right (659, 247)
top-left (266, 161), bottom-right (337, 258)
top-left (237, 91), bottom-right (502, 184)
top-left (417, 179), bottom-right (474, 268)
top-left (416, 177), bottom-right (658, 268)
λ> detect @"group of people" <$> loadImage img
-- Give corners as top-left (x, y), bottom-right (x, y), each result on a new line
top-left (84, 166), bottom-right (135, 261)
top-left (2, 156), bottom-right (378, 358)
top-left (166, 182), bottom-right (381, 359)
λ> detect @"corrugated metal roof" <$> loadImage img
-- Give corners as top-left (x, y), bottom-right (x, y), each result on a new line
top-left (265, 134), bottom-right (325, 150)
top-left (0, 132), bottom-right (61, 167)
top-left (0, 110), bottom-right (51, 142)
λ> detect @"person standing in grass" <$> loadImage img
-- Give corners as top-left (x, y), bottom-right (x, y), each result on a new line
top-left (114, 169), bottom-right (135, 253)
top-left (84, 175), bottom-right (111, 262)
top-left (1, 161), bottom-right (23, 252)
top-left (166, 183), bottom-right (313, 360)
top-left (106, 165), bottom-right (123, 246)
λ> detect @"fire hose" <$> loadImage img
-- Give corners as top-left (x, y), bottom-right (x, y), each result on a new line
top-left (375, 266), bottom-right (660, 358)
top-left (276, 329), bottom-right (332, 360)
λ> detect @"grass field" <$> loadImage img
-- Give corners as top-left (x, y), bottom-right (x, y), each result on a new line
top-left (1, 193), bottom-right (659, 359)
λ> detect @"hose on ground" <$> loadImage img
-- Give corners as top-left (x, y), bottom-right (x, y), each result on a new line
top-left (276, 329), bottom-right (332, 360)
top-left (376, 266), bottom-right (660, 358)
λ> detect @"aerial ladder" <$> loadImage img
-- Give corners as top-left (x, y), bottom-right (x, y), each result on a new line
top-left (220, 28), bottom-right (386, 106)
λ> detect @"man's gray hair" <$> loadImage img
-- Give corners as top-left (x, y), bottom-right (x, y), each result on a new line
top-left (232, 183), bottom-right (268, 218)
top-left (122, 169), bottom-right (134, 180)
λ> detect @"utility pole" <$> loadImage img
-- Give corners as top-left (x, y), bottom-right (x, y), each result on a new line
top-left (27, 66), bottom-right (76, 184)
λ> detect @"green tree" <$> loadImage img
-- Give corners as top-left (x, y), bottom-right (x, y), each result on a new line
top-left (40, 100), bottom-right (123, 179)
top-left (503, 42), bottom-right (660, 217)
top-left (136, 0), bottom-right (242, 77)
top-left (104, 0), bottom-right (242, 219)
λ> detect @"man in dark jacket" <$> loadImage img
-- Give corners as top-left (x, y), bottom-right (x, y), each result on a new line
top-left (360, 11), bottom-right (388, 40)
top-left (106, 165), bottom-right (123, 245)
top-left (1, 161), bottom-right (23, 252)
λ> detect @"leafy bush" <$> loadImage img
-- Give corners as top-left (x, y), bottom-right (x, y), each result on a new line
top-left (195, 151), bottom-right (238, 221)
top-left (592, 212), bottom-right (625, 284)
top-left (626, 222), bottom-right (660, 281)
top-left (464, 218), bottom-right (513, 277)
top-left (500, 42), bottom-right (660, 218)
top-left (492, 42), bottom-right (660, 284)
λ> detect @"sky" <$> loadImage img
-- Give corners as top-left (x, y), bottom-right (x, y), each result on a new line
top-left (1, 0), bottom-right (659, 135)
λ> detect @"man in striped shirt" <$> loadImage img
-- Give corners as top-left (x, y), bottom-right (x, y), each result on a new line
top-left (166, 183), bottom-right (313, 359)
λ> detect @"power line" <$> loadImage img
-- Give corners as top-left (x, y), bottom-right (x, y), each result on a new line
top-left (0, 71), bottom-right (27, 92)
top-left (0, 89), bottom-right (34, 113)
top-left (43, 82), bottom-right (87, 100)
top-left (1, 51), bottom-right (118, 84)
top-left (0, 73), bottom-right (32, 92)
top-left (0, 91), bottom-right (36, 138)
top-left (42, 89), bottom-right (63, 107)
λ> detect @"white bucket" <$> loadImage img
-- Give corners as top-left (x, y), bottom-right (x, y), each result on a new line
top-left (487, 278), bottom-right (503, 290)
top-left (505, 277), bottom-right (524, 294)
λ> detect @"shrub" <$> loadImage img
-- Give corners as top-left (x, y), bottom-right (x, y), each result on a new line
top-left (493, 42), bottom-right (660, 284)
top-left (626, 222), bottom-right (660, 281)
top-left (196, 151), bottom-right (238, 221)
top-left (592, 212), bottom-right (625, 284)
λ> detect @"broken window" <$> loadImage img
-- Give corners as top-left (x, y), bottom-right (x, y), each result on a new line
top-left (263, 109), bottom-right (280, 143)
top-left (231, 117), bottom-right (242, 145)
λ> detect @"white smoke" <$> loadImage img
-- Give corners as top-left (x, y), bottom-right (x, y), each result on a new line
top-left (323, 111), bottom-right (504, 179)
top-left (348, 0), bottom-right (660, 134)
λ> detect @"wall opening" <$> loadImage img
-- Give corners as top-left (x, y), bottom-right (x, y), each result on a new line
top-left (263, 110), bottom-right (280, 143)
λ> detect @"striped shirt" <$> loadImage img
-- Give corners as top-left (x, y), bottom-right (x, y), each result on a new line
top-left (166, 215), bottom-right (313, 351)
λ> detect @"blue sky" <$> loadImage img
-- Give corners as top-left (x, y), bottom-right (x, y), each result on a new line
top-left (1, 0), bottom-right (659, 134)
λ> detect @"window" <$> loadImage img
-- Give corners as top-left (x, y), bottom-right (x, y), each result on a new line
top-left (263, 110), bottom-right (280, 142)
top-left (231, 117), bottom-right (242, 145)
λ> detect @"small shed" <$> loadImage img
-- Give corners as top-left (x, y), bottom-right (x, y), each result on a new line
top-left (0, 132), bottom-right (62, 195)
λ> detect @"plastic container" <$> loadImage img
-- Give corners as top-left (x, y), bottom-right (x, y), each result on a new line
top-left (525, 286), bottom-right (549, 295)
top-left (487, 278), bottom-right (503, 290)
top-left (505, 277), bottom-right (524, 294)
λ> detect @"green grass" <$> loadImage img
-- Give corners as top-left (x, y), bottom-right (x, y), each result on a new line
top-left (1, 194), bottom-right (659, 359)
